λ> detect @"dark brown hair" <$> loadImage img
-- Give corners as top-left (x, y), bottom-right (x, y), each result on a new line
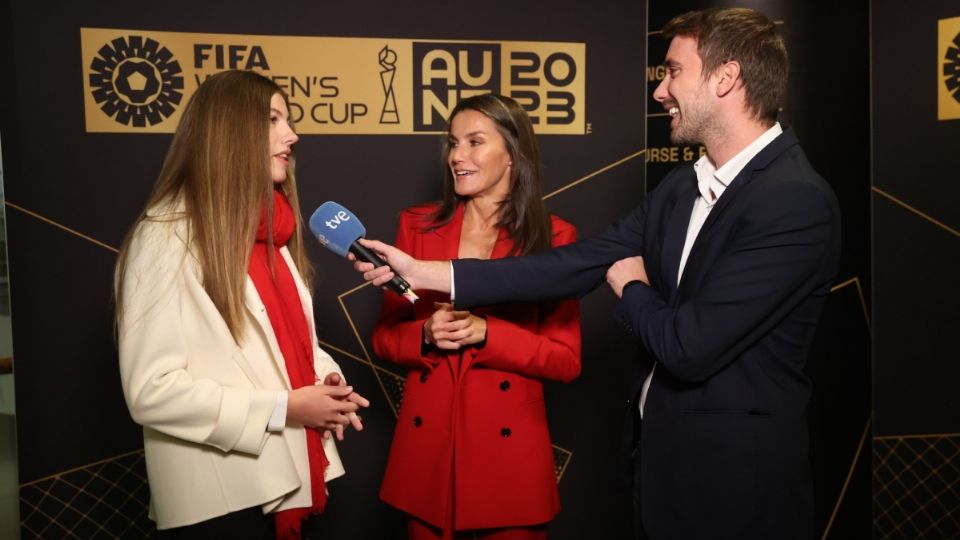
top-left (428, 93), bottom-right (551, 256)
top-left (662, 7), bottom-right (787, 123)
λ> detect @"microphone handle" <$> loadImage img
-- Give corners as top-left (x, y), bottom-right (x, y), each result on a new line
top-left (349, 241), bottom-right (418, 303)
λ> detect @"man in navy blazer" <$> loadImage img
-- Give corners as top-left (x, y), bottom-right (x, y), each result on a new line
top-left (357, 8), bottom-right (840, 539)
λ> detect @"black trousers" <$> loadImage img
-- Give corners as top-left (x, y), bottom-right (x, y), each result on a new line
top-left (630, 400), bottom-right (650, 540)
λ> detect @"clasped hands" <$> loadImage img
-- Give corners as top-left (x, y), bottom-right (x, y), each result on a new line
top-left (287, 372), bottom-right (370, 441)
top-left (424, 302), bottom-right (487, 350)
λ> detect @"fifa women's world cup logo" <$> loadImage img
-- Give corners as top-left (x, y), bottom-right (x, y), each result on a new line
top-left (379, 45), bottom-right (399, 124)
top-left (89, 36), bottom-right (184, 127)
top-left (945, 31), bottom-right (960, 103)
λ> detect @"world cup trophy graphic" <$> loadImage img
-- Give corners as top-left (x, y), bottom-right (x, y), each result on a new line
top-left (379, 45), bottom-right (399, 124)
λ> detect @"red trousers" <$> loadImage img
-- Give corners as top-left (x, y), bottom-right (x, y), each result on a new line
top-left (407, 517), bottom-right (548, 540)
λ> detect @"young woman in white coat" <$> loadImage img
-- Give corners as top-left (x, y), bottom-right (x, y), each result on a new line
top-left (115, 70), bottom-right (369, 539)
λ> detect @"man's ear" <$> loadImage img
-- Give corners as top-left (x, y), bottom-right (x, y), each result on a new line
top-left (715, 61), bottom-right (741, 97)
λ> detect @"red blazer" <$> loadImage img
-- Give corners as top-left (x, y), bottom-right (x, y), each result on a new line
top-left (373, 203), bottom-right (581, 530)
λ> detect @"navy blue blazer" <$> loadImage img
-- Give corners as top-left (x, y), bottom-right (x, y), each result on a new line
top-left (453, 128), bottom-right (841, 539)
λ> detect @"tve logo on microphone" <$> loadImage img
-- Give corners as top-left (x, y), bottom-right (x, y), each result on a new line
top-left (309, 202), bottom-right (367, 257)
top-left (323, 210), bottom-right (351, 230)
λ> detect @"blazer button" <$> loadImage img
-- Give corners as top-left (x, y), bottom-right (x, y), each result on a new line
top-left (413, 416), bottom-right (423, 427)
top-left (420, 372), bottom-right (429, 383)
top-left (500, 427), bottom-right (512, 438)
top-left (499, 380), bottom-right (510, 391)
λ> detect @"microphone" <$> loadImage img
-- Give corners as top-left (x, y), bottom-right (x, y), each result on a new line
top-left (308, 201), bottom-right (418, 304)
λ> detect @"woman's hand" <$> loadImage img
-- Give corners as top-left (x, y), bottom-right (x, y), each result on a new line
top-left (287, 375), bottom-right (370, 441)
top-left (424, 302), bottom-right (487, 350)
top-left (320, 372), bottom-right (370, 440)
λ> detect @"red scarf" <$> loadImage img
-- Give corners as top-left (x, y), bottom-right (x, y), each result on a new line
top-left (248, 189), bottom-right (328, 539)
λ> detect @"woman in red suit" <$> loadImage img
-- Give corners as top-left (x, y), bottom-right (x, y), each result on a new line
top-left (372, 94), bottom-right (581, 540)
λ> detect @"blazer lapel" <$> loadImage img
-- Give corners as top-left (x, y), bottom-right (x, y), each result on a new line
top-left (488, 226), bottom-right (514, 259)
top-left (243, 278), bottom-right (291, 389)
top-left (423, 203), bottom-right (465, 261)
top-left (679, 128), bottom-right (799, 296)
top-left (422, 205), bottom-right (465, 380)
top-left (166, 201), bottom-right (282, 389)
top-left (281, 247), bottom-right (317, 346)
top-left (456, 224), bottom-right (514, 381)
top-left (699, 128), bottom-right (798, 236)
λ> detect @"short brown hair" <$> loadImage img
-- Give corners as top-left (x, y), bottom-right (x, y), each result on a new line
top-left (662, 7), bottom-right (787, 123)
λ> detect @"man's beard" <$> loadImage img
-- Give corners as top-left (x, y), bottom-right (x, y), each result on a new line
top-left (668, 89), bottom-right (719, 146)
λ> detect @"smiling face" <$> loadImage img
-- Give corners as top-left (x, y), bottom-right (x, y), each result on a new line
top-left (269, 93), bottom-right (298, 184)
top-left (447, 109), bottom-right (513, 201)
top-left (652, 35), bottom-right (721, 145)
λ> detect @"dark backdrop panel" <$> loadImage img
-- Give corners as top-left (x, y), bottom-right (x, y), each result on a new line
top-left (2, 0), bottom-right (646, 538)
top-left (872, 2), bottom-right (960, 537)
top-left (647, 0), bottom-right (872, 537)
top-left (872, 0), bottom-right (960, 437)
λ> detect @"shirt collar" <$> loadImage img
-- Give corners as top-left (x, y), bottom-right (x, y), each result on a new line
top-left (692, 122), bottom-right (783, 204)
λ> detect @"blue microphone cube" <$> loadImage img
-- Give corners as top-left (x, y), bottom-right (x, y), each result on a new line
top-left (308, 201), bottom-right (367, 258)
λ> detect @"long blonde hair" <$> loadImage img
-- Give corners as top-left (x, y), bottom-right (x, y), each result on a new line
top-left (114, 70), bottom-right (312, 342)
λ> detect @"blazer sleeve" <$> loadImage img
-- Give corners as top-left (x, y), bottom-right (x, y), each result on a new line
top-left (371, 211), bottom-right (442, 370)
top-left (453, 201), bottom-right (648, 308)
top-left (614, 178), bottom-right (840, 382)
top-left (118, 219), bottom-right (278, 455)
top-left (470, 222), bottom-right (581, 383)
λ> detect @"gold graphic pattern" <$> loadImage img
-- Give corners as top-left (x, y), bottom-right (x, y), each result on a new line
top-left (379, 369), bottom-right (406, 414)
top-left (19, 450), bottom-right (153, 539)
top-left (553, 445), bottom-right (573, 482)
top-left (817, 276), bottom-right (873, 539)
top-left (830, 277), bottom-right (872, 336)
top-left (873, 434), bottom-right (960, 539)
top-left (822, 414), bottom-right (873, 539)
top-left (5, 201), bottom-right (119, 253)
top-left (543, 149), bottom-right (646, 199)
top-left (872, 187), bottom-right (959, 237)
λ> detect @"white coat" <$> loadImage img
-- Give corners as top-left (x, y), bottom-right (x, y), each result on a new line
top-left (118, 201), bottom-right (345, 529)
